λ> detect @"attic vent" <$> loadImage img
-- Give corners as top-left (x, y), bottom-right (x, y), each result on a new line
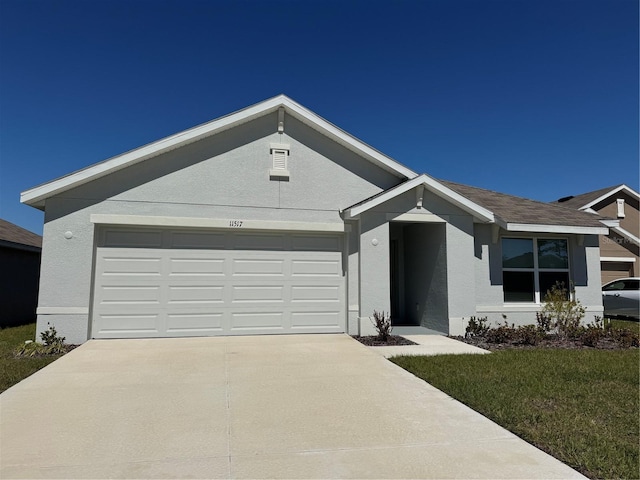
top-left (616, 198), bottom-right (625, 218)
top-left (269, 143), bottom-right (290, 179)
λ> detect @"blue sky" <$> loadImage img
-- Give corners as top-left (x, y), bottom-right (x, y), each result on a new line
top-left (1, 0), bottom-right (637, 235)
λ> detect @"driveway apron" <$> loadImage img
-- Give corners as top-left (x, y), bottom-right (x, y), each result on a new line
top-left (0, 334), bottom-right (585, 479)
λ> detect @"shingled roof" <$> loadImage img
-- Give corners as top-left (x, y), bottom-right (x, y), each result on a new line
top-left (438, 180), bottom-right (606, 228)
top-left (0, 219), bottom-right (42, 249)
top-left (554, 185), bottom-right (624, 210)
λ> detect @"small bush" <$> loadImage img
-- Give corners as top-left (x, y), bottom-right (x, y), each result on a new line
top-left (15, 323), bottom-right (68, 357)
top-left (535, 312), bottom-right (553, 334)
top-left (465, 316), bottom-right (490, 338)
top-left (485, 322), bottom-right (517, 344)
top-left (370, 310), bottom-right (392, 341)
top-left (541, 282), bottom-right (585, 338)
top-left (611, 328), bottom-right (640, 348)
top-left (516, 324), bottom-right (542, 346)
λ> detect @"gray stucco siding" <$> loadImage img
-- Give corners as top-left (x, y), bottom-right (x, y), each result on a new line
top-left (472, 226), bottom-right (604, 328)
top-left (35, 113), bottom-right (404, 343)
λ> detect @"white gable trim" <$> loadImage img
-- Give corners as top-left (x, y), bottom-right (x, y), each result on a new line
top-left (578, 184), bottom-right (640, 210)
top-left (503, 223), bottom-right (609, 235)
top-left (612, 226), bottom-right (640, 246)
top-left (21, 95), bottom-right (417, 209)
top-left (343, 174), bottom-right (495, 223)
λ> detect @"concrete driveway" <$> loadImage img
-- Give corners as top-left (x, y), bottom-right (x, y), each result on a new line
top-left (1, 334), bottom-right (584, 479)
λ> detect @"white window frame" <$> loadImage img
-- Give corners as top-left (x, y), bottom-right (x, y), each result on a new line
top-left (501, 236), bottom-right (571, 304)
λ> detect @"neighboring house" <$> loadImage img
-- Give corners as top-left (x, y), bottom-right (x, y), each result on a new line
top-left (556, 185), bottom-right (639, 284)
top-left (0, 219), bottom-right (42, 328)
top-left (21, 95), bottom-right (608, 344)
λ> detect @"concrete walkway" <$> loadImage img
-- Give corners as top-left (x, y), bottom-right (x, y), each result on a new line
top-left (1, 334), bottom-right (584, 479)
top-left (371, 326), bottom-right (490, 358)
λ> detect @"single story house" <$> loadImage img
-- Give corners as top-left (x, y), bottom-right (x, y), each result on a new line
top-left (0, 219), bottom-right (42, 328)
top-left (21, 95), bottom-right (609, 344)
top-left (556, 185), bottom-right (639, 284)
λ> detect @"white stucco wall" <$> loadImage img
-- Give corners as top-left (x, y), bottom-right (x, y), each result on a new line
top-left (35, 113), bottom-right (402, 343)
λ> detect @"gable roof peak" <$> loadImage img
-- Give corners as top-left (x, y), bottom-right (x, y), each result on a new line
top-left (21, 95), bottom-right (417, 209)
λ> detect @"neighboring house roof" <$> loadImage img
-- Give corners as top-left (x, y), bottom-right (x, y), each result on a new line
top-left (555, 184), bottom-right (640, 246)
top-left (21, 95), bottom-right (417, 209)
top-left (556, 184), bottom-right (639, 211)
top-left (441, 181), bottom-right (608, 231)
top-left (0, 219), bottom-right (42, 249)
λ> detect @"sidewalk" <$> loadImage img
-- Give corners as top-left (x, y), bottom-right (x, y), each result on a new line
top-left (370, 326), bottom-right (490, 358)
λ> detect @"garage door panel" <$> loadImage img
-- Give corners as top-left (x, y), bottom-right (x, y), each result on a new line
top-left (101, 256), bottom-right (163, 276)
top-left (100, 285), bottom-right (161, 305)
top-left (291, 259), bottom-right (340, 276)
top-left (167, 285), bottom-right (225, 304)
top-left (170, 231), bottom-right (226, 249)
top-left (291, 311), bottom-right (341, 328)
top-left (232, 258), bottom-right (285, 276)
top-left (104, 230), bottom-right (163, 248)
top-left (231, 285), bottom-right (285, 303)
top-left (93, 229), bottom-right (345, 338)
top-left (291, 285), bottom-right (341, 302)
top-left (169, 258), bottom-right (226, 276)
top-left (234, 233), bottom-right (286, 250)
top-left (231, 312), bottom-right (285, 330)
top-left (166, 313), bottom-right (224, 333)
top-left (292, 235), bottom-right (341, 251)
top-left (95, 314), bottom-right (160, 336)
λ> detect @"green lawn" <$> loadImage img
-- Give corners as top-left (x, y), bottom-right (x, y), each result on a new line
top-left (0, 323), bottom-right (63, 393)
top-left (391, 349), bottom-right (639, 479)
top-left (608, 317), bottom-right (639, 335)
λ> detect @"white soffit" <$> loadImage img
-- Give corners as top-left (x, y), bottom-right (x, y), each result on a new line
top-left (504, 223), bottom-right (609, 235)
top-left (579, 184), bottom-right (640, 210)
top-left (601, 257), bottom-right (636, 263)
top-left (21, 95), bottom-right (417, 209)
top-left (344, 174), bottom-right (495, 222)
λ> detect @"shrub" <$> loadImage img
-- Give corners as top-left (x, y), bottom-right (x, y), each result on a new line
top-left (465, 316), bottom-right (490, 338)
top-left (535, 312), bottom-right (553, 334)
top-left (15, 323), bottom-right (68, 357)
top-left (370, 310), bottom-right (392, 341)
top-left (516, 324), bottom-right (542, 346)
top-left (611, 328), bottom-right (640, 348)
top-left (541, 282), bottom-right (585, 338)
top-left (485, 322), bottom-right (517, 344)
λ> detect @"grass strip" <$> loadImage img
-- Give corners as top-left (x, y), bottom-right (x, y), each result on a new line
top-left (0, 323), bottom-right (62, 393)
top-left (391, 349), bottom-right (639, 479)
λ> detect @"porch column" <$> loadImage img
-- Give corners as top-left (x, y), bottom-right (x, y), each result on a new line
top-left (445, 216), bottom-right (476, 336)
top-left (359, 214), bottom-right (391, 336)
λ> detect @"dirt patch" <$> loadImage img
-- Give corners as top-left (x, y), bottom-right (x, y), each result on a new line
top-left (352, 335), bottom-right (418, 347)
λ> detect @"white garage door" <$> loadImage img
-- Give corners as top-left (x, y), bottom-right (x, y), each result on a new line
top-left (91, 228), bottom-right (345, 338)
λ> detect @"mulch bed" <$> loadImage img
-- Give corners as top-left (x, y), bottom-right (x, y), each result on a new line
top-left (352, 335), bottom-right (418, 347)
top-left (452, 335), bottom-right (634, 351)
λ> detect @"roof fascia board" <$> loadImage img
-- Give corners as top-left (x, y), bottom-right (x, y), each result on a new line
top-left (345, 174), bottom-right (495, 222)
top-left (21, 95), bottom-right (417, 208)
top-left (612, 226), bottom-right (640, 246)
top-left (281, 99), bottom-right (417, 179)
top-left (579, 184), bottom-right (640, 210)
top-left (21, 96), bottom-right (287, 208)
top-left (505, 223), bottom-right (609, 235)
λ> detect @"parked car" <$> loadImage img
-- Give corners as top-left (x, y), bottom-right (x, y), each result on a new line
top-left (602, 277), bottom-right (640, 320)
